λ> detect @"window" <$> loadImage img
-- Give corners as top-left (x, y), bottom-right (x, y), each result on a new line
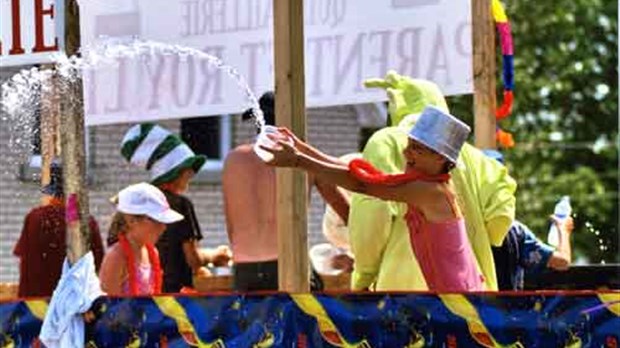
top-left (180, 115), bottom-right (232, 181)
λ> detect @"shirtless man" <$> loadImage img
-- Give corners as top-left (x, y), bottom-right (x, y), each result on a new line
top-left (223, 92), bottom-right (342, 290)
top-left (223, 92), bottom-right (279, 290)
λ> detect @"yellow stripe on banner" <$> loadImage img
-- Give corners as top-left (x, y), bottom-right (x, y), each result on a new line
top-left (25, 300), bottom-right (48, 321)
top-left (440, 294), bottom-right (525, 348)
top-left (291, 294), bottom-right (370, 348)
top-left (153, 296), bottom-right (225, 348)
top-left (597, 293), bottom-right (620, 316)
top-left (492, 0), bottom-right (508, 23)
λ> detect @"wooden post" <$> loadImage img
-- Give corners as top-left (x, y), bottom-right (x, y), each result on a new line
top-left (472, 0), bottom-right (497, 149)
top-left (273, 0), bottom-right (309, 292)
top-left (61, 0), bottom-right (91, 264)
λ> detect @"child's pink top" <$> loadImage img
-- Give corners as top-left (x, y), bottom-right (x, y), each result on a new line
top-left (405, 190), bottom-right (485, 292)
top-left (122, 263), bottom-right (155, 295)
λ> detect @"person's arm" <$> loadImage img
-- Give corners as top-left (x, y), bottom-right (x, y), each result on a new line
top-left (546, 216), bottom-right (574, 270)
top-left (314, 178), bottom-right (350, 223)
top-left (263, 140), bottom-right (437, 204)
top-left (176, 197), bottom-right (216, 271)
top-left (98, 247), bottom-right (125, 295)
top-left (182, 240), bottom-right (209, 270)
top-left (182, 240), bottom-right (231, 269)
top-left (278, 128), bottom-right (343, 166)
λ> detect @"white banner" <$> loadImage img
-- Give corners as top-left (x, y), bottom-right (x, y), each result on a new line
top-left (79, 0), bottom-right (472, 125)
top-left (0, 0), bottom-right (63, 67)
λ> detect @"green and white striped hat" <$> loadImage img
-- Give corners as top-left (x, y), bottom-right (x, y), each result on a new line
top-left (121, 123), bottom-right (206, 186)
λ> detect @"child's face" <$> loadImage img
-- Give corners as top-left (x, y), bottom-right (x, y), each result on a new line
top-left (403, 139), bottom-right (446, 174)
top-left (143, 216), bottom-right (166, 244)
top-left (126, 215), bottom-right (166, 244)
top-left (174, 168), bottom-right (195, 194)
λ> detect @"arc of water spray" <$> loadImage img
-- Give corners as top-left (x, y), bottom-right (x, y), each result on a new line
top-left (2, 38), bottom-right (267, 134)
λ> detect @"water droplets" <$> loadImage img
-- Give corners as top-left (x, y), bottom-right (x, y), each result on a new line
top-left (584, 220), bottom-right (610, 264)
top-left (2, 39), bottom-right (266, 162)
top-left (80, 38), bottom-right (266, 130)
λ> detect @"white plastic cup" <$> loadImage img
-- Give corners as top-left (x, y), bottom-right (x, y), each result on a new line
top-left (253, 125), bottom-right (293, 162)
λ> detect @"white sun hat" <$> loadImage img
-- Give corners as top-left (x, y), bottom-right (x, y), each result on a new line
top-left (116, 182), bottom-right (184, 224)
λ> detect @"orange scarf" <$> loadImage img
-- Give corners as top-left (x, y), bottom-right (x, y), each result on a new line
top-left (118, 234), bottom-right (163, 295)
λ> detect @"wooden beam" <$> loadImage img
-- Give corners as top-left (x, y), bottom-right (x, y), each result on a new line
top-left (62, 0), bottom-right (91, 264)
top-left (273, 0), bottom-right (309, 292)
top-left (472, 0), bottom-right (497, 149)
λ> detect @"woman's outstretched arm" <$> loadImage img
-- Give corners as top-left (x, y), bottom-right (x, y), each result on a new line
top-left (278, 127), bottom-right (344, 166)
top-left (262, 141), bottom-right (437, 204)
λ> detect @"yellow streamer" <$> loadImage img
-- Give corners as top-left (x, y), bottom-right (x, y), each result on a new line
top-left (25, 300), bottom-right (48, 321)
top-left (440, 294), bottom-right (525, 348)
top-left (492, 0), bottom-right (508, 23)
top-left (597, 292), bottom-right (620, 316)
top-left (291, 294), bottom-right (370, 348)
top-left (153, 296), bottom-right (225, 348)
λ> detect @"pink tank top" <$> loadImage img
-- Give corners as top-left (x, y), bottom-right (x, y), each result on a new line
top-left (122, 263), bottom-right (155, 295)
top-left (405, 190), bottom-right (485, 292)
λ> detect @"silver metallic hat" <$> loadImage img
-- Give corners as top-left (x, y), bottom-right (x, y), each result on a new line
top-left (407, 106), bottom-right (471, 164)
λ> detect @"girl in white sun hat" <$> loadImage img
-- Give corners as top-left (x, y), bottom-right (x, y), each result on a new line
top-left (99, 182), bottom-right (184, 296)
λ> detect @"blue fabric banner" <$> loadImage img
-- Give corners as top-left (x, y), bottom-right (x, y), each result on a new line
top-left (1, 292), bottom-right (619, 347)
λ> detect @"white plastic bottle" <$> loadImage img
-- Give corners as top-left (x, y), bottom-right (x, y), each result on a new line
top-left (547, 196), bottom-right (572, 248)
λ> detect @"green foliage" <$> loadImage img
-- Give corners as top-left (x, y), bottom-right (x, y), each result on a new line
top-left (450, 0), bottom-right (618, 263)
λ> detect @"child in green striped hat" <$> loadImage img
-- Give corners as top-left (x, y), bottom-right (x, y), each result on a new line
top-left (121, 123), bottom-right (207, 186)
top-left (121, 123), bottom-right (232, 292)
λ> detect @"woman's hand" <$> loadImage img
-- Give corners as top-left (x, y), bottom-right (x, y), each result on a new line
top-left (277, 127), bottom-right (305, 148)
top-left (260, 140), bottom-right (301, 167)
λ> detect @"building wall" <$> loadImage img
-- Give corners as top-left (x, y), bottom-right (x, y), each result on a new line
top-left (0, 66), bottom-right (362, 282)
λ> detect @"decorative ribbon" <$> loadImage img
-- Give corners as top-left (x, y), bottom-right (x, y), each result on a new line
top-left (492, 0), bottom-right (516, 148)
top-left (492, 0), bottom-right (514, 120)
top-left (348, 159), bottom-right (450, 185)
top-left (118, 234), bottom-right (162, 295)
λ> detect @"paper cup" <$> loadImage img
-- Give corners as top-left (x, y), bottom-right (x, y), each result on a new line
top-left (253, 125), bottom-right (292, 162)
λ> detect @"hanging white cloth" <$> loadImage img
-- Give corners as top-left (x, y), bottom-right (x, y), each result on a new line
top-left (39, 252), bottom-right (104, 348)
